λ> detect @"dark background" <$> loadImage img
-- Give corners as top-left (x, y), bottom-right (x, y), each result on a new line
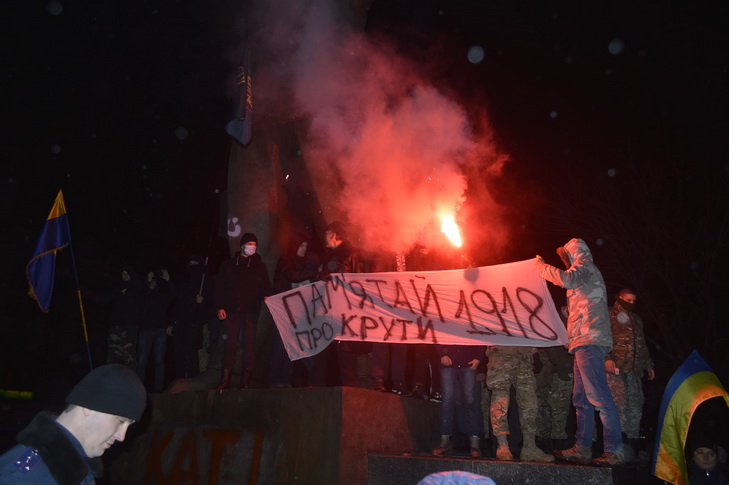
top-left (2, 0), bottom-right (728, 456)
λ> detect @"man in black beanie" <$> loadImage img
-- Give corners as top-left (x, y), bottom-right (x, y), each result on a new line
top-left (0, 364), bottom-right (147, 484)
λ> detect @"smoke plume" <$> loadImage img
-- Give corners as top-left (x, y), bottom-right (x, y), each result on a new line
top-left (243, 0), bottom-right (512, 262)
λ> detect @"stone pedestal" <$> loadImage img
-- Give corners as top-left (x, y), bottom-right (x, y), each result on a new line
top-left (109, 387), bottom-right (439, 485)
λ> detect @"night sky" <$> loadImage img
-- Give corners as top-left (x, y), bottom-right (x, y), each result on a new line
top-left (2, 0), bottom-right (728, 429)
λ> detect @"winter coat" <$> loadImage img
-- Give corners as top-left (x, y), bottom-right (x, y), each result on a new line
top-left (322, 240), bottom-right (363, 275)
top-left (606, 299), bottom-right (654, 374)
top-left (273, 234), bottom-right (321, 294)
top-left (536, 238), bottom-right (613, 353)
top-left (82, 267), bottom-right (144, 327)
top-left (214, 253), bottom-right (272, 314)
top-left (0, 412), bottom-right (100, 484)
top-left (688, 468), bottom-right (729, 485)
top-left (139, 279), bottom-right (176, 330)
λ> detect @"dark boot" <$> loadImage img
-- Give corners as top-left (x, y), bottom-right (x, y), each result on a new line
top-left (495, 435), bottom-right (513, 461)
top-left (469, 435), bottom-right (482, 459)
top-left (240, 369), bottom-right (252, 389)
top-left (622, 434), bottom-right (637, 463)
top-left (211, 368), bottom-right (233, 390)
top-left (432, 435), bottom-right (453, 456)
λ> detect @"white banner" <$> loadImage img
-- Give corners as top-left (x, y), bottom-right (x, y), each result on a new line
top-left (265, 258), bottom-right (567, 361)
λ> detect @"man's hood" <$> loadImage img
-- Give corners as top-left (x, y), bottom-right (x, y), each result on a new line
top-left (288, 232), bottom-right (310, 255)
top-left (563, 238), bottom-right (593, 264)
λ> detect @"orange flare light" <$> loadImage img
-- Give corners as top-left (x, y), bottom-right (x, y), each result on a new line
top-left (440, 215), bottom-right (462, 247)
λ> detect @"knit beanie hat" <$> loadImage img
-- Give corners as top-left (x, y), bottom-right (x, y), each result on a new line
top-left (691, 439), bottom-right (718, 453)
top-left (240, 233), bottom-right (258, 246)
top-left (66, 364), bottom-right (147, 421)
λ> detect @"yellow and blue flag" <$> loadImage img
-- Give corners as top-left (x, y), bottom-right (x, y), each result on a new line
top-left (652, 350), bottom-right (729, 485)
top-left (26, 190), bottom-right (71, 312)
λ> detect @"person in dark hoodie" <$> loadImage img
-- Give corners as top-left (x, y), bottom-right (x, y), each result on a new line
top-left (82, 266), bottom-right (145, 368)
top-left (269, 233), bottom-right (320, 387)
top-left (136, 269), bottom-right (176, 393)
top-left (212, 233), bottom-right (272, 389)
top-left (168, 254), bottom-right (211, 380)
top-left (0, 364), bottom-right (146, 484)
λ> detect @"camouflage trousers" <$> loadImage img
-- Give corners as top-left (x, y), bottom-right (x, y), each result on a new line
top-left (480, 381), bottom-right (491, 435)
top-left (106, 325), bottom-right (138, 369)
top-left (486, 347), bottom-right (538, 437)
top-left (607, 371), bottom-right (644, 439)
top-left (535, 371), bottom-right (572, 440)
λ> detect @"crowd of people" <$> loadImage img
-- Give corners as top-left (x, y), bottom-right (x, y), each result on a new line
top-left (65, 226), bottom-right (727, 476)
top-left (82, 259), bottom-right (206, 394)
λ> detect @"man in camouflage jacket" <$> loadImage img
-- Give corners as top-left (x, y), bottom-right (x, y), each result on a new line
top-left (605, 288), bottom-right (655, 452)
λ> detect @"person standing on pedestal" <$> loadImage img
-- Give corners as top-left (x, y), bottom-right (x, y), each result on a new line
top-left (212, 233), bottom-right (272, 389)
top-left (535, 238), bottom-right (624, 467)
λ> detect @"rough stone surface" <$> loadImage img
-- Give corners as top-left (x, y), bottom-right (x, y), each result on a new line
top-left (109, 387), bottom-right (439, 485)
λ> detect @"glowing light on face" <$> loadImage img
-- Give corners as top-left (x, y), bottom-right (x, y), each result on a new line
top-left (440, 215), bottom-right (462, 247)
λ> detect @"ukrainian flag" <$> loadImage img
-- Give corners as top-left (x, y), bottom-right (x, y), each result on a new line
top-left (26, 190), bottom-right (71, 312)
top-left (652, 350), bottom-right (729, 485)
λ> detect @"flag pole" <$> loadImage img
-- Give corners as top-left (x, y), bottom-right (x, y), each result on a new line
top-left (61, 191), bottom-right (94, 371)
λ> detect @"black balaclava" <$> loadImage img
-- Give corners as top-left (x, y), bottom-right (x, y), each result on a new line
top-left (617, 297), bottom-right (635, 312)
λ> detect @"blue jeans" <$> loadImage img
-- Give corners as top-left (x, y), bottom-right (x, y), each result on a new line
top-left (440, 366), bottom-right (480, 436)
top-left (572, 345), bottom-right (623, 453)
top-left (137, 327), bottom-right (167, 393)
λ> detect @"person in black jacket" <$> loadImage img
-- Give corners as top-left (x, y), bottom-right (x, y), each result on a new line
top-left (82, 266), bottom-right (144, 368)
top-left (168, 254), bottom-right (210, 380)
top-left (269, 233), bottom-right (320, 387)
top-left (0, 364), bottom-right (146, 484)
top-left (212, 233), bottom-right (272, 389)
top-left (320, 221), bottom-right (368, 387)
top-left (136, 268), bottom-right (176, 393)
top-left (688, 440), bottom-right (729, 485)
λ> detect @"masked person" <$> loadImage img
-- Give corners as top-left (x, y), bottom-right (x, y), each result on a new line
top-left (0, 364), bottom-right (146, 484)
top-left (81, 267), bottom-right (144, 369)
top-left (535, 238), bottom-right (624, 466)
top-left (605, 287), bottom-right (655, 461)
top-left (168, 255), bottom-right (210, 380)
top-left (212, 233), bottom-right (272, 389)
top-left (136, 269), bottom-right (176, 393)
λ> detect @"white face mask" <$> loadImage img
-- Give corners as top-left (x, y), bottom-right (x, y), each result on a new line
top-left (243, 243), bottom-right (257, 256)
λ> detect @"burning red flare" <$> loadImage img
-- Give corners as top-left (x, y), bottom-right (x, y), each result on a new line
top-left (440, 215), bottom-right (462, 247)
